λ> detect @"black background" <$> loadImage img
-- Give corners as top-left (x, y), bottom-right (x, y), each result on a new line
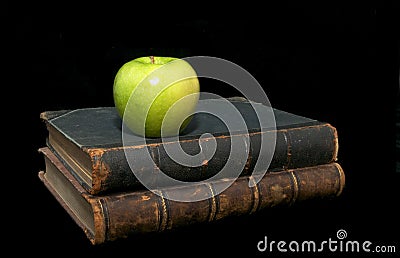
top-left (8, 4), bottom-right (399, 257)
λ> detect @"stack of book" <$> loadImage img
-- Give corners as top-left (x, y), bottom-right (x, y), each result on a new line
top-left (37, 97), bottom-right (345, 245)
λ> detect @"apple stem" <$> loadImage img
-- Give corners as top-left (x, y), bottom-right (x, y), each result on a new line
top-left (150, 56), bottom-right (155, 64)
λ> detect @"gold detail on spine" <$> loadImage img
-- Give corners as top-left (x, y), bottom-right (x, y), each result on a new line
top-left (249, 176), bottom-right (260, 214)
top-left (154, 190), bottom-right (168, 232)
top-left (289, 170), bottom-right (299, 205)
top-left (206, 183), bottom-right (217, 222)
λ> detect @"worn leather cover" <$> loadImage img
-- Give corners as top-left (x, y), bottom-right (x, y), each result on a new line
top-left (38, 147), bottom-right (345, 245)
top-left (40, 98), bottom-right (338, 194)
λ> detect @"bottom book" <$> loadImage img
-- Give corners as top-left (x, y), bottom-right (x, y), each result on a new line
top-left (38, 147), bottom-right (345, 245)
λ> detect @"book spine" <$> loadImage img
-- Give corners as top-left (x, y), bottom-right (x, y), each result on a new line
top-left (90, 123), bottom-right (338, 195)
top-left (268, 123), bottom-right (338, 171)
top-left (95, 163), bottom-right (344, 243)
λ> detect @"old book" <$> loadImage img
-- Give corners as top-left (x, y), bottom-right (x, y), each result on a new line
top-left (40, 98), bottom-right (339, 195)
top-left (38, 147), bottom-right (345, 245)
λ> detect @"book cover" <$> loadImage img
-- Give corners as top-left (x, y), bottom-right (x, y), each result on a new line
top-left (40, 98), bottom-right (339, 195)
top-left (38, 147), bottom-right (345, 245)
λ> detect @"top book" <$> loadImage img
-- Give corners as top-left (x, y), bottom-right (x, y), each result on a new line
top-left (40, 97), bottom-right (338, 195)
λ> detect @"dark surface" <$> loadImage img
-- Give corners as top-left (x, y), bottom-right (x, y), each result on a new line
top-left (9, 5), bottom-right (399, 257)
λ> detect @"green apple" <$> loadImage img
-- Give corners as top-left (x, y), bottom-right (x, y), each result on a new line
top-left (113, 56), bottom-right (200, 138)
